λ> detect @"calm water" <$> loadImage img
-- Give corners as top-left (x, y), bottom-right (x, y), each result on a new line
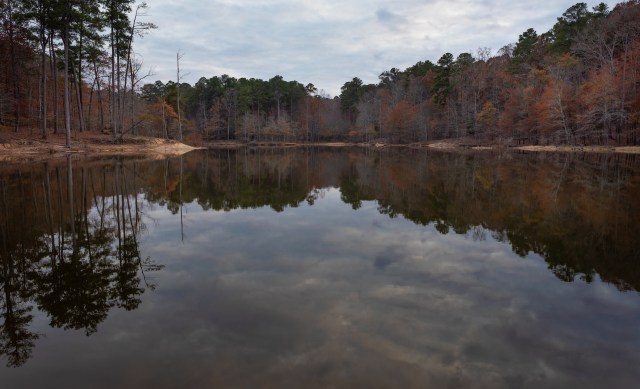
top-left (1, 148), bottom-right (639, 388)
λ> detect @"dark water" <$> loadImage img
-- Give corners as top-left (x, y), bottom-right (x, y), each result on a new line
top-left (1, 148), bottom-right (639, 388)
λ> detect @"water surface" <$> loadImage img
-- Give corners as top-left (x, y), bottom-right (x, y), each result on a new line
top-left (1, 149), bottom-right (639, 388)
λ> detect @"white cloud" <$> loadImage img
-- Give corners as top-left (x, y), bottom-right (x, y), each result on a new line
top-left (134, 0), bottom-right (620, 95)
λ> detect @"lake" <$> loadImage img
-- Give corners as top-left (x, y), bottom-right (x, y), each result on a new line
top-left (1, 148), bottom-right (639, 388)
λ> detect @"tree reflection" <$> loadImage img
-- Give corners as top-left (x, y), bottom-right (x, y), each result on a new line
top-left (0, 175), bottom-right (41, 367)
top-left (1, 148), bottom-right (639, 367)
top-left (36, 251), bottom-right (112, 335)
top-left (0, 158), bottom-right (163, 367)
top-left (154, 148), bottom-right (640, 292)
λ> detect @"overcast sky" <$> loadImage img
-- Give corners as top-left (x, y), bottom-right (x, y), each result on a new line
top-left (133, 0), bottom-right (619, 96)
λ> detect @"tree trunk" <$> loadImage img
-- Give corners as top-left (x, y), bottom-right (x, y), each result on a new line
top-left (50, 32), bottom-right (59, 135)
top-left (7, 2), bottom-right (20, 133)
top-left (77, 15), bottom-right (84, 133)
top-left (162, 98), bottom-right (167, 139)
top-left (177, 52), bottom-right (183, 141)
top-left (40, 27), bottom-right (48, 139)
top-left (63, 25), bottom-right (71, 148)
top-left (93, 61), bottom-right (105, 131)
top-left (110, 21), bottom-right (117, 140)
top-left (72, 64), bottom-right (86, 134)
top-left (117, 49), bottom-right (123, 136)
top-left (88, 77), bottom-right (95, 132)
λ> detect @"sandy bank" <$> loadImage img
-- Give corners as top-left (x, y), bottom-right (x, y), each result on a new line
top-left (0, 133), bottom-right (199, 162)
top-left (3, 132), bottom-right (640, 161)
top-left (514, 145), bottom-right (640, 154)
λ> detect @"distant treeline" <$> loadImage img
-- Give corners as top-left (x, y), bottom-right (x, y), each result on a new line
top-left (1, 1), bottom-right (639, 145)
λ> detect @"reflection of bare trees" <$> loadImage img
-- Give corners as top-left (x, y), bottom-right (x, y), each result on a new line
top-left (0, 177), bottom-right (40, 368)
top-left (0, 158), bottom-right (163, 367)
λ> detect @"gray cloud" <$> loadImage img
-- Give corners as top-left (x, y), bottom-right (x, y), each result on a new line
top-left (376, 8), bottom-right (408, 27)
top-left (134, 0), bottom-right (620, 95)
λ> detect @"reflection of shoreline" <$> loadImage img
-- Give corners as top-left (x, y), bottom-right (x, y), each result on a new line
top-left (202, 140), bottom-right (640, 154)
top-left (0, 158), bottom-right (163, 367)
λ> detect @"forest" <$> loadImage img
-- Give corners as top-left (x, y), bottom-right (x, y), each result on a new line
top-left (1, 1), bottom-right (639, 145)
top-left (0, 0), bottom-right (155, 146)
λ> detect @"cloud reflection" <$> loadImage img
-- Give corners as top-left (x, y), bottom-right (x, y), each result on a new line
top-left (3, 183), bottom-right (638, 388)
top-left (88, 189), bottom-right (639, 388)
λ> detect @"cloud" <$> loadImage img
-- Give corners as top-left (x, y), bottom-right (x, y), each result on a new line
top-left (375, 8), bottom-right (408, 29)
top-left (134, 1), bottom-right (620, 96)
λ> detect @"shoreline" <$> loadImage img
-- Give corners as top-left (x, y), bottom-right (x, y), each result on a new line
top-left (203, 140), bottom-right (640, 154)
top-left (0, 134), bottom-right (200, 162)
top-left (2, 134), bottom-right (639, 162)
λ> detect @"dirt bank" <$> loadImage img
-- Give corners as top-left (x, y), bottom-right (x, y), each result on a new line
top-left (204, 139), bottom-right (640, 153)
top-left (3, 131), bottom-right (640, 161)
top-left (0, 131), bottom-right (199, 162)
top-left (514, 145), bottom-right (640, 154)
top-left (423, 139), bottom-right (640, 153)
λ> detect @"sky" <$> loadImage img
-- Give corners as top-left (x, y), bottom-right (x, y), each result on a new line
top-left (132, 0), bottom-right (620, 96)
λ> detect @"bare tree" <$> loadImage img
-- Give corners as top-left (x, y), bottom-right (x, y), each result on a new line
top-left (176, 50), bottom-right (184, 141)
